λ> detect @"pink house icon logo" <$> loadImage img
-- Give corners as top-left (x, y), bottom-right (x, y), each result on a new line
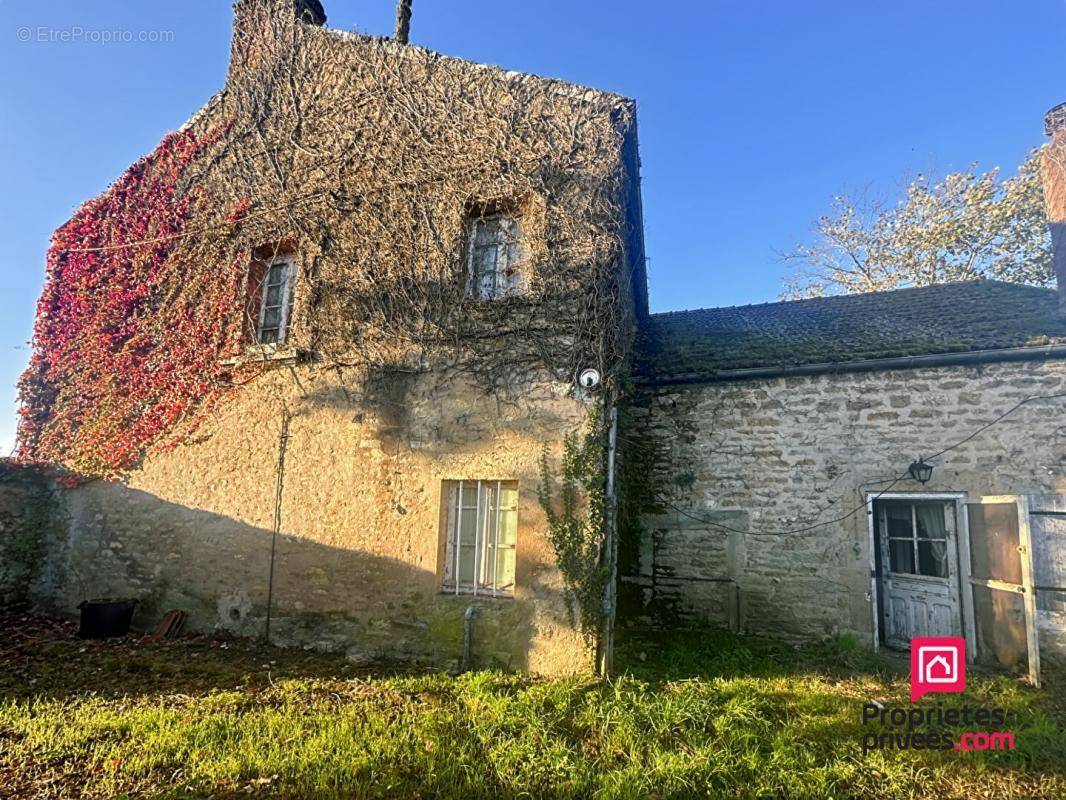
top-left (910, 637), bottom-right (966, 701)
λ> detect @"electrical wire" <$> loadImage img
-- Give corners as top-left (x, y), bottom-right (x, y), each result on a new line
top-left (661, 390), bottom-right (1066, 537)
top-left (923, 390), bottom-right (1066, 461)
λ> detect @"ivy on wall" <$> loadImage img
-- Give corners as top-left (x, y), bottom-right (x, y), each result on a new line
top-left (17, 3), bottom-right (637, 481)
top-left (16, 124), bottom-right (252, 477)
top-left (537, 409), bottom-right (609, 644)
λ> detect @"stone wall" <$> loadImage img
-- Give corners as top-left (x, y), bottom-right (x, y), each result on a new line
top-left (0, 461), bottom-right (54, 605)
top-left (621, 359), bottom-right (1066, 660)
top-left (33, 365), bottom-right (593, 674)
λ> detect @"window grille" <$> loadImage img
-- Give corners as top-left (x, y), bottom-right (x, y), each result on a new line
top-left (442, 480), bottom-right (518, 596)
top-left (465, 216), bottom-right (523, 299)
top-left (256, 253), bottom-right (297, 344)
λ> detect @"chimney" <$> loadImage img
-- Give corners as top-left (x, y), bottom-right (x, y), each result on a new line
top-left (295, 0), bottom-right (326, 26)
top-left (395, 0), bottom-right (413, 44)
top-left (1041, 103), bottom-right (1066, 311)
top-left (229, 0), bottom-right (326, 83)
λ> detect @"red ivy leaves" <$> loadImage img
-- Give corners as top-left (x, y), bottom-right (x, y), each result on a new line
top-left (17, 124), bottom-right (252, 477)
top-left (224, 197), bottom-right (253, 225)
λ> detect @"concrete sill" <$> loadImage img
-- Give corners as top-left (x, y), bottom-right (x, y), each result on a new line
top-left (440, 588), bottom-right (515, 600)
top-left (220, 345), bottom-right (308, 367)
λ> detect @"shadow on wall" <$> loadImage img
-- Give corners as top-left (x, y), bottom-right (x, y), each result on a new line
top-left (294, 361), bottom-right (577, 457)
top-left (34, 480), bottom-right (537, 671)
top-left (0, 461), bottom-right (54, 604)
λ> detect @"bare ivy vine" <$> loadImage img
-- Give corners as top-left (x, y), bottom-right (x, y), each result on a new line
top-left (18, 0), bottom-right (640, 475)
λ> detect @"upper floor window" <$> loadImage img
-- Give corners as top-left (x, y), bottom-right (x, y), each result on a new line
top-left (256, 253), bottom-right (297, 345)
top-left (466, 215), bottom-right (524, 300)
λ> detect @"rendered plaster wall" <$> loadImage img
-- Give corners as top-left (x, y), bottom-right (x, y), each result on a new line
top-left (34, 366), bottom-right (593, 675)
top-left (621, 359), bottom-right (1066, 660)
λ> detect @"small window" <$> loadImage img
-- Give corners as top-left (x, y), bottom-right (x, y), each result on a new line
top-left (255, 253), bottom-right (297, 344)
top-left (465, 215), bottom-right (523, 299)
top-left (442, 480), bottom-right (518, 596)
top-left (883, 501), bottom-right (949, 579)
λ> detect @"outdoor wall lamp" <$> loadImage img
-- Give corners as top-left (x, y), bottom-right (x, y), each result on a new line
top-left (908, 458), bottom-right (934, 484)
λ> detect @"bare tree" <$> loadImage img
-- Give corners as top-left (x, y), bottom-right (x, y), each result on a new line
top-left (781, 150), bottom-right (1053, 299)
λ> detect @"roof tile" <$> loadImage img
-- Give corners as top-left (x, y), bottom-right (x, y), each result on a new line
top-left (636, 280), bottom-right (1066, 383)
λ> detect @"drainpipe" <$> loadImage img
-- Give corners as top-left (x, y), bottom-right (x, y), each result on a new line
top-left (461, 604), bottom-right (476, 671)
top-left (264, 413), bottom-right (291, 643)
top-left (598, 404), bottom-right (620, 677)
top-left (394, 0), bottom-right (413, 43)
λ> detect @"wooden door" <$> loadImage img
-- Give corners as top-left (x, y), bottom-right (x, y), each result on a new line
top-left (963, 496), bottom-right (1040, 686)
top-left (878, 500), bottom-right (962, 649)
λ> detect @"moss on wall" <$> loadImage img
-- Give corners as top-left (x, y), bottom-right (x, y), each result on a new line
top-left (0, 461), bottom-right (53, 604)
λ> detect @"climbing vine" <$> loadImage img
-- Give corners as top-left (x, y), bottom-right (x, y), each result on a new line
top-left (537, 408), bottom-right (610, 644)
top-left (17, 0), bottom-right (639, 478)
top-left (16, 124), bottom-right (254, 476)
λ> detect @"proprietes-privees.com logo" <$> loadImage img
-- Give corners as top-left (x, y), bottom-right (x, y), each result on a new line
top-left (861, 637), bottom-right (1016, 755)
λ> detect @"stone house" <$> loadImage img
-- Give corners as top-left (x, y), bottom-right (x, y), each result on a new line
top-left (625, 279), bottom-right (1066, 679)
top-left (5, 0), bottom-right (1066, 679)
top-left (8, 0), bottom-right (646, 676)
top-left (621, 106), bottom-right (1066, 680)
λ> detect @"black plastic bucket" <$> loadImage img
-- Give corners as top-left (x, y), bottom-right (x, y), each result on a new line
top-left (78, 599), bottom-right (137, 639)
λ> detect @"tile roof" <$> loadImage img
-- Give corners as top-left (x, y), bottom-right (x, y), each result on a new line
top-left (636, 280), bottom-right (1066, 384)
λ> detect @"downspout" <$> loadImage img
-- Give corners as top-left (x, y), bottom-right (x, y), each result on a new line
top-left (461, 604), bottom-right (476, 672)
top-left (598, 403), bottom-right (620, 677)
top-left (264, 413), bottom-right (291, 643)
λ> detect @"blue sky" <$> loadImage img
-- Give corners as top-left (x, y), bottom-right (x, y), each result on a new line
top-left (1, 0), bottom-right (1064, 455)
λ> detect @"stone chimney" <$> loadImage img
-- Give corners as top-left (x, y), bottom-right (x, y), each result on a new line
top-left (229, 0), bottom-right (326, 84)
top-left (1041, 103), bottom-right (1066, 311)
top-left (295, 0), bottom-right (326, 26)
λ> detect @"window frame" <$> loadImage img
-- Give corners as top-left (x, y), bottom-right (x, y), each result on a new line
top-left (883, 500), bottom-right (950, 580)
top-left (464, 214), bottom-right (524, 300)
top-left (440, 479), bottom-right (518, 598)
top-left (255, 252), bottom-right (297, 345)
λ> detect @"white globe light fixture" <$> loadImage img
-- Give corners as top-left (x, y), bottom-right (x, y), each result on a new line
top-left (578, 368), bottom-right (601, 390)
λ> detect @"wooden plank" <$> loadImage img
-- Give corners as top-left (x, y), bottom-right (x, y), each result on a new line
top-left (967, 576), bottom-right (1025, 594)
top-left (958, 502), bottom-right (978, 662)
top-left (1017, 496), bottom-right (1042, 688)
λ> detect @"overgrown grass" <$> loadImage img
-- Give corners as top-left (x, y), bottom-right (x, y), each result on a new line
top-left (1, 616), bottom-right (1063, 799)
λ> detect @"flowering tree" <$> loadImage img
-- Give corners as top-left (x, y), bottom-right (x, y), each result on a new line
top-left (782, 150), bottom-right (1052, 298)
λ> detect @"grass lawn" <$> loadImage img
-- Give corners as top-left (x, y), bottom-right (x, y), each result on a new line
top-left (1, 609), bottom-right (1063, 799)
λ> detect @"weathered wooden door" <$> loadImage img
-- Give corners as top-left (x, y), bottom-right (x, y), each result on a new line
top-left (963, 496), bottom-right (1040, 686)
top-left (878, 500), bottom-right (962, 649)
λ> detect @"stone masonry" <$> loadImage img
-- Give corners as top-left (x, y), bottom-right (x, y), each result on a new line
top-left (31, 366), bottom-right (595, 674)
top-left (622, 359), bottom-right (1066, 659)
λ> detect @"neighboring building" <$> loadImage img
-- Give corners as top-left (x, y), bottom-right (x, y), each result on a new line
top-left (6, 0), bottom-right (1066, 679)
top-left (623, 280), bottom-right (1066, 676)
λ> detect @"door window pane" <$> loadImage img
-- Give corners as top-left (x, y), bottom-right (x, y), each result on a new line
top-left (890, 538), bottom-right (916, 574)
top-left (883, 501), bottom-right (952, 578)
top-left (917, 541), bottom-right (949, 578)
top-left (886, 504), bottom-right (913, 538)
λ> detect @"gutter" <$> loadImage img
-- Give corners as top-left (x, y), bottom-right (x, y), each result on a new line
top-left (637, 343), bottom-right (1066, 388)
